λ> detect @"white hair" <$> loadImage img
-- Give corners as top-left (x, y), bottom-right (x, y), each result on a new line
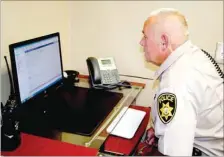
top-left (149, 8), bottom-right (189, 36)
top-left (149, 8), bottom-right (179, 16)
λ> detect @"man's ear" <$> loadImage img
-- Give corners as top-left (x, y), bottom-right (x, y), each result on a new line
top-left (160, 34), bottom-right (169, 51)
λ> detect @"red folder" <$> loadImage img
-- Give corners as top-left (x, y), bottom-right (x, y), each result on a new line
top-left (1, 133), bottom-right (98, 156)
top-left (101, 105), bottom-right (150, 155)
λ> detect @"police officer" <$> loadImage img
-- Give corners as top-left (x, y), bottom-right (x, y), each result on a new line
top-left (136, 8), bottom-right (224, 156)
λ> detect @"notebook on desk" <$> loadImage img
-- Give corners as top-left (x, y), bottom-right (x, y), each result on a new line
top-left (106, 107), bottom-right (146, 139)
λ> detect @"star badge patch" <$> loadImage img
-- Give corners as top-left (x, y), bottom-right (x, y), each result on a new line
top-left (157, 93), bottom-right (177, 124)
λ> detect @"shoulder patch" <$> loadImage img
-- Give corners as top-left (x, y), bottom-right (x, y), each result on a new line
top-left (157, 93), bottom-right (177, 124)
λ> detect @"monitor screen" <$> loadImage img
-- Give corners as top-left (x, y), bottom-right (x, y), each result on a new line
top-left (9, 33), bottom-right (63, 104)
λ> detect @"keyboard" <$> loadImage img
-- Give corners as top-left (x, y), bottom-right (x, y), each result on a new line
top-left (106, 107), bottom-right (146, 139)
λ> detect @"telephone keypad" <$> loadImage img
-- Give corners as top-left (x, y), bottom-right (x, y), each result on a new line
top-left (101, 69), bottom-right (120, 84)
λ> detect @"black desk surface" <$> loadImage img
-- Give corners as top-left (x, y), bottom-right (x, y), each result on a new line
top-left (17, 86), bottom-right (123, 139)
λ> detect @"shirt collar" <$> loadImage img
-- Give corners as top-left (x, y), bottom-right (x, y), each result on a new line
top-left (154, 40), bottom-right (192, 80)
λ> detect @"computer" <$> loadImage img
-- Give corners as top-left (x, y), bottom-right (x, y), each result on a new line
top-left (9, 32), bottom-right (64, 105)
top-left (9, 32), bottom-right (123, 136)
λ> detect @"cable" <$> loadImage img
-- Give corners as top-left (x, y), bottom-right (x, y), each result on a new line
top-left (4, 56), bottom-right (15, 95)
top-left (201, 49), bottom-right (224, 79)
top-left (119, 74), bottom-right (154, 80)
top-left (92, 84), bottom-right (118, 90)
top-left (92, 80), bottom-right (132, 90)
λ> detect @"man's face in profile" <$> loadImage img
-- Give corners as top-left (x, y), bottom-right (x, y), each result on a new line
top-left (140, 22), bottom-right (162, 66)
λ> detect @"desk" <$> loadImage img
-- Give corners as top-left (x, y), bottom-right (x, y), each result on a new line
top-left (1, 106), bottom-right (149, 156)
top-left (60, 76), bottom-right (145, 148)
top-left (8, 75), bottom-right (145, 151)
top-left (1, 133), bottom-right (98, 156)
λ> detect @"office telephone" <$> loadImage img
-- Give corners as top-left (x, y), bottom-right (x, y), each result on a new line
top-left (86, 57), bottom-right (129, 90)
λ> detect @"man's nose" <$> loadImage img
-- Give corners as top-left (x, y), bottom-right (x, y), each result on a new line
top-left (139, 37), bottom-right (144, 46)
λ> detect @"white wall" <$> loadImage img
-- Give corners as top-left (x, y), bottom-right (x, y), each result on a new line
top-left (1, 1), bottom-right (223, 106)
top-left (1, 1), bottom-right (71, 104)
top-left (69, 1), bottom-right (223, 106)
top-left (69, 1), bottom-right (223, 77)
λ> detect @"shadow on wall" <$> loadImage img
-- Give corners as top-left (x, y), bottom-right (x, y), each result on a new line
top-left (145, 62), bottom-right (159, 72)
top-left (1, 71), bottom-right (10, 105)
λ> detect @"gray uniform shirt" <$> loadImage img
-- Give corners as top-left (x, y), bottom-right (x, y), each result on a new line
top-left (151, 40), bottom-right (223, 156)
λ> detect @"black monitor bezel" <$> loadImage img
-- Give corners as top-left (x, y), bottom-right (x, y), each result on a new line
top-left (9, 32), bottom-right (64, 105)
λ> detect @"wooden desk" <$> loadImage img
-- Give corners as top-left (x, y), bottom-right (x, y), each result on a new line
top-left (61, 76), bottom-right (145, 149)
top-left (12, 76), bottom-right (145, 150)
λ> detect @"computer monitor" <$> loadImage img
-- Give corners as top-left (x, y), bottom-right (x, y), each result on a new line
top-left (9, 32), bottom-right (64, 105)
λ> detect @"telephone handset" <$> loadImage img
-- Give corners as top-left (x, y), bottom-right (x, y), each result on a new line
top-left (86, 57), bottom-right (121, 89)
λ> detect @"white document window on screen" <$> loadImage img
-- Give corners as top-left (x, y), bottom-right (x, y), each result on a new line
top-left (214, 42), bottom-right (224, 64)
top-left (106, 107), bottom-right (146, 139)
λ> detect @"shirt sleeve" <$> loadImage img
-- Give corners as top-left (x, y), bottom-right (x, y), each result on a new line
top-left (153, 87), bottom-right (197, 156)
